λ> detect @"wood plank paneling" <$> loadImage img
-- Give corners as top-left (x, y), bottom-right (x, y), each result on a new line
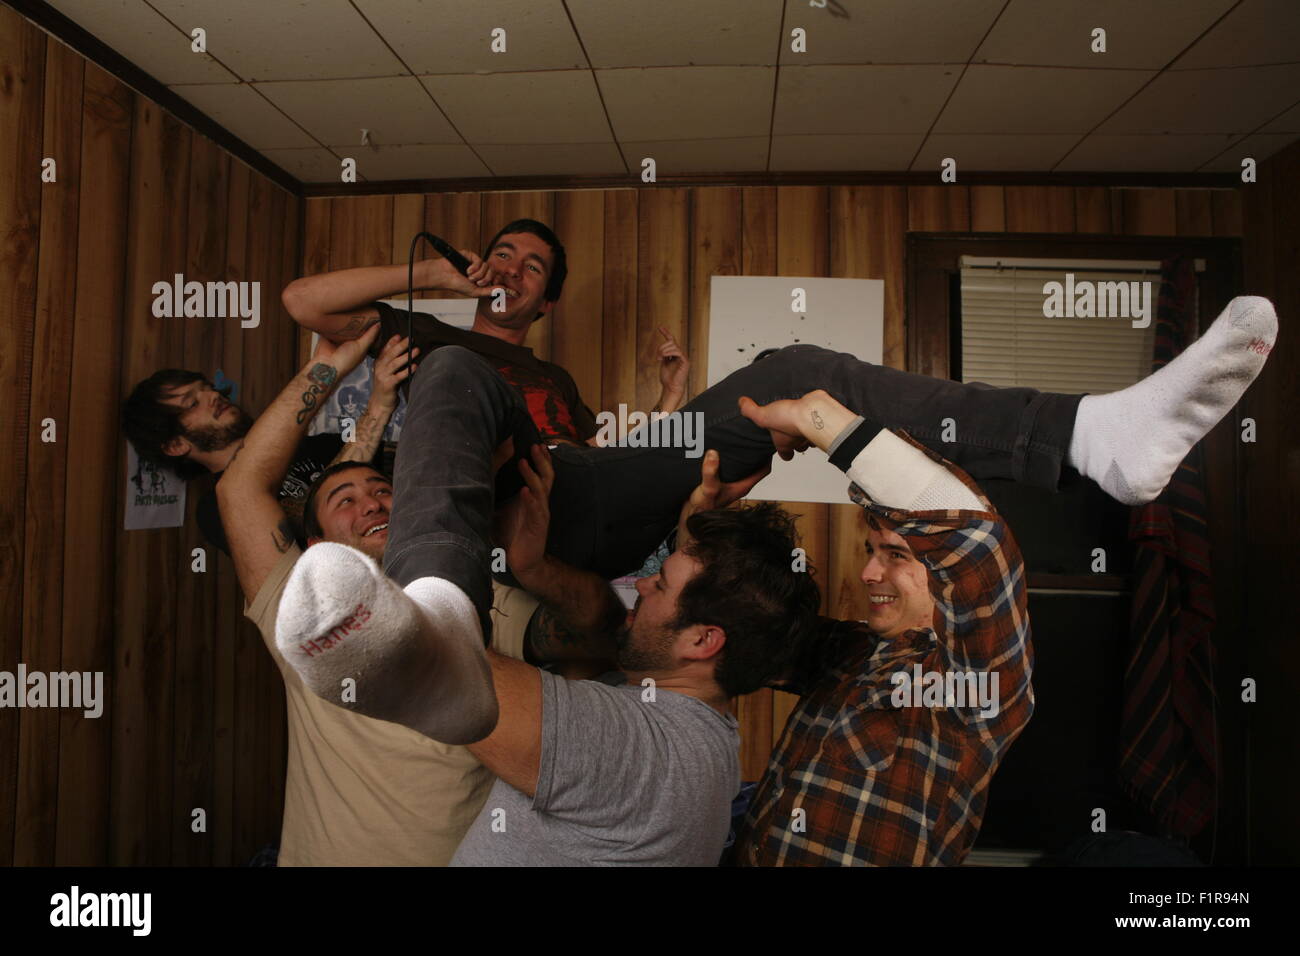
top-left (552, 190), bottom-right (605, 409)
top-left (1005, 186), bottom-right (1075, 232)
top-left (0, 5), bottom-right (45, 867)
top-left (111, 100), bottom-right (190, 864)
top-left (970, 186), bottom-right (1005, 231)
top-left (601, 190), bottom-right (638, 414)
top-left (16, 35), bottom-right (83, 864)
top-left (1175, 189), bottom-right (1214, 236)
top-left (1212, 190), bottom-right (1243, 237)
top-left (688, 187), bottom-right (742, 402)
top-left (1118, 188), bottom-right (1177, 235)
top-left (908, 185), bottom-right (970, 232)
top-left (55, 62), bottom-right (130, 866)
top-left (14, 34), bottom-right (79, 867)
top-left (423, 191), bottom-right (482, 302)
top-left (171, 132), bottom-right (229, 866)
top-left (1242, 144), bottom-right (1300, 863)
top-left (1074, 187), bottom-right (1115, 233)
top-left (635, 188), bottom-right (689, 412)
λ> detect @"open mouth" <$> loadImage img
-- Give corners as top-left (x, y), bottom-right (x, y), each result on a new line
top-left (362, 522), bottom-right (389, 538)
top-left (869, 595), bottom-right (897, 606)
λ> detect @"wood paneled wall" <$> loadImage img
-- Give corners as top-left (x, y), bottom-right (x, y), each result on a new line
top-left (1240, 140), bottom-right (1300, 865)
top-left (305, 181), bottom-right (1243, 783)
top-left (1, 8), bottom-right (300, 865)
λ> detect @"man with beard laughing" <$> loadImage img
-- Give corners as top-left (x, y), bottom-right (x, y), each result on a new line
top-left (121, 331), bottom-right (413, 554)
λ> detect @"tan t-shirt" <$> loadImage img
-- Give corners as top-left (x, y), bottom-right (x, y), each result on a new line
top-left (245, 545), bottom-right (537, 866)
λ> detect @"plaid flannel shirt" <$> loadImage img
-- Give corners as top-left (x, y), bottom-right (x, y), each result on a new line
top-left (736, 436), bottom-right (1033, 866)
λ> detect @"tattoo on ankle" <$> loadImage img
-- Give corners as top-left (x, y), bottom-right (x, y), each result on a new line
top-left (811, 410), bottom-right (825, 430)
top-left (297, 363), bottom-right (338, 424)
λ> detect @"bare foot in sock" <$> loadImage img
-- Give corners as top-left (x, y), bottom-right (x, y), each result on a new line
top-left (1068, 295), bottom-right (1276, 505)
top-left (274, 542), bottom-right (498, 745)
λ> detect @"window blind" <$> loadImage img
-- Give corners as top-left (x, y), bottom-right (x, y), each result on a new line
top-left (959, 258), bottom-right (1161, 394)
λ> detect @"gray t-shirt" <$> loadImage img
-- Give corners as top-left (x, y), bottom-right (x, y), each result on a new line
top-left (451, 671), bottom-right (740, 866)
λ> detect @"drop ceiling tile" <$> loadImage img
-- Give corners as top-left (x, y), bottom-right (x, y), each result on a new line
top-left (774, 65), bottom-right (961, 135)
top-left (342, 144), bottom-right (492, 181)
top-left (420, 71), bottom-right (610, 144)
top-left (568, 0), bottom-right (783, 67)
top-left (936, 65), bottom-right (1153, 134)
top-left (1197, 133), bottom-right (1299, 171)
top-left (149, 0), bottom-right (405, 80)
top-left (1099, 64), bottom-right (1300, 134)
top-left (169, 83), bottom-right (314, 148)
top-left (1055, 134), bottom-right (1236, 171)
top-left (1173, 0), bottom-right (1300, 69)
top-left (1262, 101), bottom-right (1300, 132)
top-left (44, 0), bottom-right (239, 84)
top-left (475, 142), bottom-right (626, 176)
top-left (597, 67), bottom-right (774, 141)
top-left (779, 0), bottom-right (1004, 64)
top-left (975, 0), bottom-right (1237, 69)
top-left (622, 138), bottom-right (770, 174)
top-left (353, 0), bottom-right (585, 74)
top-left (912, 134), bottom-right (1080, 171)
top-left (259, 147), bottom-right (350, 183)
top-left (256, 77), bottom-right (459, 147)
top-left (768, 134), bottom-right (922, 171)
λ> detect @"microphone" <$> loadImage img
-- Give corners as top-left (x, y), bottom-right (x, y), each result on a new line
top-left (404, 232), bottom-right (472, 381)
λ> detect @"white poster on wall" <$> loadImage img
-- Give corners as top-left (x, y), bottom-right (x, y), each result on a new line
top-left (124, 442), bottom-right (186, 530)
top-left (307, 298), bottom-right (478, 441)
top-left (707, 275), bottom-right (884, 505)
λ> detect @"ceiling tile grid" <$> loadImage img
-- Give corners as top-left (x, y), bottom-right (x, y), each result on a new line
top-left (35, 0), bottom-right (1300, 181)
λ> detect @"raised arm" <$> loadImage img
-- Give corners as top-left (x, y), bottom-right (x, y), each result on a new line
top-left (494, 443), bottom-right (624, 661)
top-left (330, 333), bottom-right (416, 466)
top-left (280, 254), bottom-right (505, 343)
top-left (217, 326), bottom-right (380, 604)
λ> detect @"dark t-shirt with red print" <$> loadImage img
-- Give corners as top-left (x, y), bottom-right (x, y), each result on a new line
top-left (374, 301), bottom-right (598, 445)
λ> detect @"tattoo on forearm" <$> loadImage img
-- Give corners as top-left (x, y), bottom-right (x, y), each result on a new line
top-left (811, 410), bottom-right (825, 430)
top-left (296, 363), bottom-right (338, 424)
top-left (333, 316), bottom-right (377, 341)
top-left (271, 518), bottom-right (295, 554)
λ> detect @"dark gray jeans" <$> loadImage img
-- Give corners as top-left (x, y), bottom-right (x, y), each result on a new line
top-left (382, 345), bottom-right (1081, 635)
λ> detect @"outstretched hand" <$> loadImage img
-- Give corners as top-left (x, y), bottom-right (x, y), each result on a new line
top-left (656, 326), bottom-right (690, 395)
top-left (312, 322), bottom-right (381, 377)
top-left (676, 450), bottom-right (772, 549)
top-left (493, 443), bottom-right (554, 579)
top-left (738, 395), bottom-right (812, 461)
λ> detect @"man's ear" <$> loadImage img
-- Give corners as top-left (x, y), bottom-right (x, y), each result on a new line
top-left (161, 435), bottom-right (191, 458)
top-left (532, 297), bottom-right (556, 323)
top-left (306, 536), bottom-right (323, 548)
top-left (686, 624), bottom-right (727, 662)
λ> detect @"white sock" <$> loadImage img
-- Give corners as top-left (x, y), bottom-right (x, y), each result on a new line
top-left (1067, 295), bottom-right (1276, 505)
top-left (274, 542), bottom-right (497, 745)
top-left (847, 429), bottom-right (987, 512)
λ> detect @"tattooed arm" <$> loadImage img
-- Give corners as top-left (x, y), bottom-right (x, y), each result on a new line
top-left (331, 334), bottom-right (417, 465)
top-left (521, 568), bottom-right (625, 665)
top-left (281, 254), bottom-right (506, 344)
top-left (218, 326), bottom-right (380, 604)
